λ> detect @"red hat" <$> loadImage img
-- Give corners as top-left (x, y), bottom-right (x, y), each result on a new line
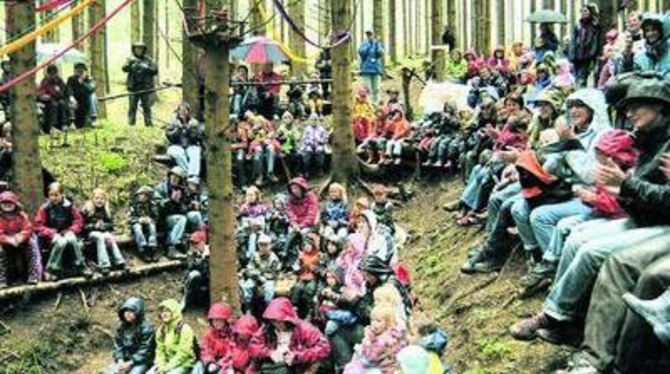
top-left (0, 191), bottom-right (20, 205)
top-left (595, 130), bottom-right (639, 170)
top-left (189, 230), bottom-right (207, 244)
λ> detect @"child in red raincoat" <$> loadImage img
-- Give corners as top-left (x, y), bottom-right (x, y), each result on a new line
top-left (196, 302), bottom-right (237, 373)
top-left (232, 314), bottom-right (260, 374)
top-left (0, 191), bottom-right (42, 287)
top-left (249, 297), bottom-right (331, 374)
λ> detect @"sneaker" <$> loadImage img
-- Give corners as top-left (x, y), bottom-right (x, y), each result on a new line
top-left (509, 312), bottom-right (551, 341)
top-left (536, 322), bottom-right (583, 347)
top-left (520, 261), bottom-right (557, 298)
top-left (461, 250), bottom-right (505, 274)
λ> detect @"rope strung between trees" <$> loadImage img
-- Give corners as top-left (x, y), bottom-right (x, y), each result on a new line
top-left (270, 0), bottom-right (351, 50)
top-left (0, 0), bottom-right (95, 58)
top-left (2, 0), bottom-right (75, 47)
top-left (257, 1), bottom-right (311, 63)
top-left (0, 0), bottom-right (136, 93)
top-left (36, 0), bottom-right (73, 12)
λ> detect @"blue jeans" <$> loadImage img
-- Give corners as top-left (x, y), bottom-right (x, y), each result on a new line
top-left (544, 218), bottom-right (669, 321)
top-left (510, 197), bottom-right (536, 251)
top-left (253, 147), bottom-right (276, 177)
top-left (484, 183), bottom-right (521, 234)
top-left (361, 74), bottom-right (381, 105)
top-left (460, 164), bottom-right (488, 211)
top-left (167, 145), bottom-right (202, 177)
top-left (166, 215), bottom-right (187, 246)
top-left (543, 214), bottom-right (591, 263)
top-left (89, 231), bottom-right (125, 268)
top-left (240, 278), bottom-right (275, 303)
top-left (529, 198), bottom-right (592, 253)
top-left (131, 222), bottom-right (157, 249)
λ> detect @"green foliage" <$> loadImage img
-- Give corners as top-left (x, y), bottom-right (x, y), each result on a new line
top-left (476, 338), bottom-right (514, 361)
top-left (98, 151), bottom-right (129, 174)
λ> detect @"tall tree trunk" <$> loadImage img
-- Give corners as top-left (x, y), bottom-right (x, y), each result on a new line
top-left (131, 0), bottom-right (141, 43)
top-left (320, 0), bottom-right (331, 42)
top-left (89, 0), bottom-right (107, 119)
top-left (560, 0), bottom-right (568, 39)
top-left (330, 0), bottom-right (359, 183)
top-left (431, 0), bottom-right (445, 81)
top-left (143, 0), bottom-right (156, 59)
top-left (402, 0), bottom-right (409, 56)
top-left (497, 0), bottom-right (505, 45)
top-left (288, 0), bottom-right (306, 78)
top-left (598, 0), bottom-right (618, 31)
top-left (530, 0), bottom-right (537, 46)
top-left (6, 0), bottom-right (43, 215)
top-left (154, 0), bottom-right (160, 73)
top-left (446, 0), bottom-right (455, 45)
top-left (72, 2), bottom-right (82, 50)
top-left (482, 0), bottom-right (491, 55)
top-left (373, 0), bottom-right (383, 45)
top-left (182, 0), bottom-right (199, 113)
top-left (388, 0), bottom-right (397, 62)
top-left (204, 45), bottom-right (238, 308)
top-left (425, 0), bottom-right (431, 54)
top-left (471, 0), bottom-right (479, 53)
top-left (250, 0), bottom-right (266, 36)
top-left (164, 0), bottom-right (170, 69)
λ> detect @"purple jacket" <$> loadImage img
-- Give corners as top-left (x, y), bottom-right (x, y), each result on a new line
top-left (300, 124), bottom-right (329, 152)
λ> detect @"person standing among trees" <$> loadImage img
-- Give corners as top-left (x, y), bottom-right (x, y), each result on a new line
top-left (66, 62), bottom-right (96, 129)
top-left (123, 42), bottom-right (158, 127)
top-left (358, 29), bottom-right (384, 106)
top-left (568, 3), bottom-right (602, 87)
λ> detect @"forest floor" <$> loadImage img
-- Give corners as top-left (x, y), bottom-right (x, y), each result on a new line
top-left (0, 71), bottom-right (571, 373)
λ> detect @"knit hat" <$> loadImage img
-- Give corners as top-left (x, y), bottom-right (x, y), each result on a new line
top-left (595, 129), bottom-right (640, 170)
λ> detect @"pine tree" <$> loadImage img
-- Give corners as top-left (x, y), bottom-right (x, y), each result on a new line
top-left (89, 0), bottom-right (107, 118)
top-left (431, 0), bottom-right (445, 81)
top-left (288, 0), bottom-right (306, 78)
top-left (182, 0), bottom-right (199, 114)
top-left (388, 0), bottom-right (397, 63)
top-left (131, 0), bottom-right (141, 43)
top-left (143, 0), bottom-right (156, 59)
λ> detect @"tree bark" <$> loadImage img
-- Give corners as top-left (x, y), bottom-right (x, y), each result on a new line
top-left (182, 0), bottom-right (199, 113)
top-left (143, 0), bottom-right (156, 59)
top-left (497, 0), bottom-right (505, 45)
top-left (250, 0), bottom-right (266, 36)
top-left (319, 0), bottom-right (331, 43)
top-left (131, 0), bottom-right (141, 43)
top-left (482, 0), bottom-right (491, 55)
top-left (388, 0), bottom-right (397, 62)
top-left (203, 45), bottom-right (239, 308)
top-left (431, 0), bottom-right (445, 81)
top-left (373, 0), bottom-right (383, 45)
top-left (530, 0), bottom-right (537, 46)
top-left (164, 0), bottom-right (169, 69)
top-left (89, 0), bottom-right (107, 119)
top-left (330, 0), bottom-right (359, 183)
top-left (598, 0), bottom-right (618, 31)
top-left (560, 0), bottom-right (568, 39)
top-left (6, 0), bottom-right (43, 216)
top-left (72, 2), bottom-right (83, 50)
top-left (288, 0), bottom-right (306, 78)
top-left (402, 0), bottom-right (409, 56)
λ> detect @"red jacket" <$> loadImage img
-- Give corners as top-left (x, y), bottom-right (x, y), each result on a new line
top-left (0, 210), bottom-right (32, 247)
top-left (200, 303), bottom-right (235, 369)
top-left (249, 298), bottom-right (330, 366)
top-left (34, 199), bottom-right (84, 240)
top-left (232, 315), bottom-right (260, 374)
top-left (287, 178), bottom-right (319, 229)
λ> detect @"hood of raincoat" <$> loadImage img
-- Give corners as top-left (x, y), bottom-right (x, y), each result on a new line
top-left (288, 177), bottom-right (310, 192)
top-left (262, 297), bottom-right (299, 324)
top-left (0, 191), bottom-right (22, 210)
top-left (159, 299), bottom-right (183, 326)
top-left (118, 297), bottom-right (146, 323)
top-left (567, 88), bottom-right (611, 147)
top-left (464, 48), bottom-right (479, 59)
top-left (534, 87), bottom-right (566, 111)
top-left (641, 13), bottom-right (670, 43)
top-left (233, 314), bottom-right (260, 337)
top-left (207, 302), bottom-right (234, 322)
top-left (595, 129), bottom-right (640, 169)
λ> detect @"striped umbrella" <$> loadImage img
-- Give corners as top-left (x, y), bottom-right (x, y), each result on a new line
top-left (231, 36), bottom-right (290, 64)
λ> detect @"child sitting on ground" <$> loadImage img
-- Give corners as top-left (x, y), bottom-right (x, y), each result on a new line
top-left (81, 188), bottom-right (125, 275)
top-left (231, 314), bottom-right (260, 373)
top-left (291, 233), bottom-right (321, 319)
top-left (181, 231), bottom-right (210, 310)
top-left (195, 302), bottom-right (236, 374)
top-left (344, 306), bottom-right (408, 374)
top-left (318, 265), bottom-right (359, 336)
top-left (150, 299), bottom-right (197, 374)
top-left (128, 185), bottom-right (159, 262)
top-left (239, 234), bottom-right (281, 312)
top-left (0, 191), bottom-right (41, 287)
top-left (105, 297), bottom-right (155, 374)
top-left (349, 197), bottom-right (370, 233)
top-left (267, 193), bottom-right (290, 250)
top-left (237, 186), bottom-right (268, 263)
top-left (36, 182), bottom-right (90, 281)
top-left (371, 184), bottom-right (395, 235)
top-left (299, 113), bottom-right (330, 177)
top-left (374, 282), bottom-right (408, 329)
top-left (320, 183), bottom-right (350, 240)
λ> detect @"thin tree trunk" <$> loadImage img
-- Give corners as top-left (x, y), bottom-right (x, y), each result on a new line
top-left (497, 0), bottom-right (505, 45)
top-left (482, 0), bottom-right (491, 55)
top-left (72, 2), bottom-right (82, 50)
top-left (425, 0), bottom-right (431, 54)
top-left (6, 0), bottom-right (43, 215)
top-left (42, 7), bottom-right (60, 42)
top-left (389, 0), bottom-right (397, 62)
top-left (446, 0), bottom-right (455, 45)
top-left (431, 0), bottom-right (445, 81)
top-left (288, 0), bottom-right (306, 77)
top-left (164, 0), bottom-right (169, 69)
top-left (373, 0), bottom-right (383, 45)
top-left (89, 0), bottom-right (107, 118)
top-left (182, 0), bottom-right (199, 113)
top-left (471, 0), bottom-right (478, 53)
top-left (530, 0), bottom-right (537, 46)
top-left (154, 0), bottom-right (160, 74)
top-left (204, 43), bottom-right (238, 308)
top-left (250, 0), bottom-right (266, 36)
top-left (598, 0), bottom-right (618, 31)
top-left (414, 0), bottom-right (420, 53)
top-left (330, 0), bottom-right (359, 182)
top-left (131, 0), bottom-right (141, 43)
top-left (143, 0), bottom-right (156, 59)
top-left (402, 0), bottom-right (409, 56)
top-left (560, 0), bottom-right (568, 39)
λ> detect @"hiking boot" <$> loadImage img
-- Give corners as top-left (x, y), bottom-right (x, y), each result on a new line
top-left (623, 289), bottom-right (670, 344)
top-left (519, 261), bottom-right (557, 299)
top-left (536, 321), bottom-right (583, 347)
top-left (509, 312), bottom-right (551, 341)
top-left (461, 250), bottom-right (505, 274)
top-left (467, 244), bottom-right (483, 259)
top-left (166, 246), bottom-right (187, 260)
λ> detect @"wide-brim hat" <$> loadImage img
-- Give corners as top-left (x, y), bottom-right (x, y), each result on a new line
top-left (616, 77), bottom-right (670, 110)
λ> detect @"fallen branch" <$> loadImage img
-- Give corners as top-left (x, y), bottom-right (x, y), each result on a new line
top-left (0, 260), bottom-right (185, 301)
top-left (92, 324), bottom-right (114, 341)
top-left (0, 349), bottom-right (19, 364)
top-left (445, 273), bottom-right (498, 312)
